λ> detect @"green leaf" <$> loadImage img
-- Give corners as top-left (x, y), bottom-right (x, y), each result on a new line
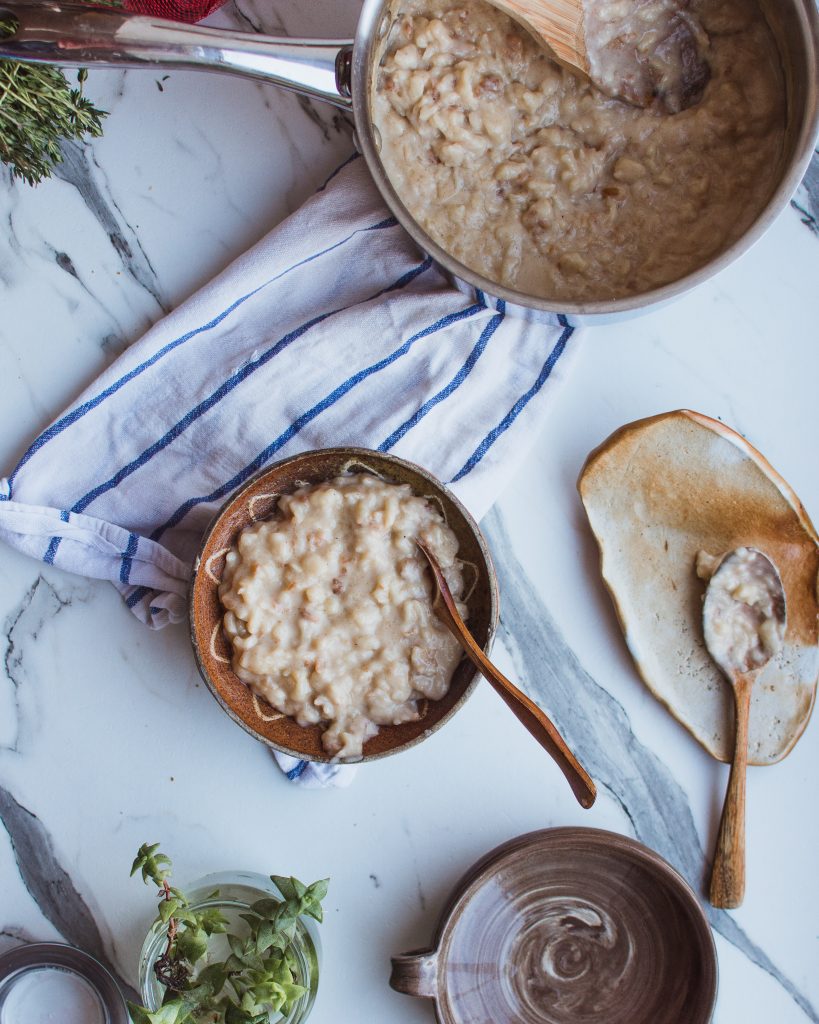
top-left (130, 843), bottom-right (158, 877)
top-left (158, 898), bottom-right (180, 924)
top-left (126, 1004), bottom-right (154, 1024)
top-left (224, 1005), bottom-right (267, 1024)
top-left (197, 907), bottom-right (229, 935)
top-left (131, 843), bottom-right (173, 887)
top-left (175, 926), bottom-right (209, 965)
top-left (270, 875), bottom-right (297, 901)
top-left (306, 878), bottom-right (329, 903)
top-left (195, 962), bottom-right (229, 996)
top-left (254, 919), bottom-right (276, 955)
top-left (125, 999), bottom-right (192, 1024)
top-left (249, 899), bottom-right (280, 918)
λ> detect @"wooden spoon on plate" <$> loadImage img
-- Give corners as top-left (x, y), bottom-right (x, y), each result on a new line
top-left (417, 540), bottom-right (596, 809)
top-left (702, 547), bottom-right (787, 908)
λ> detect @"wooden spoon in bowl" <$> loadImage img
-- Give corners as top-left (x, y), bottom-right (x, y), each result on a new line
top-left (417, 540), bottom-right (597, 809)
top-left (490, 0), bottom-right (711, 112)
top-left (702, 547), bottom-right (787, 908)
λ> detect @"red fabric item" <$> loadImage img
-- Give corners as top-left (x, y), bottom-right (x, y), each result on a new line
top-left (124, 0), bottom-right (228, 22)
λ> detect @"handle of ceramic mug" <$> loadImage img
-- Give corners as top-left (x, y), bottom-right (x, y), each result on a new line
top-left (389, 949), bottom-right (439, 999)
top-left (0, 0), bottom-right (354, 109)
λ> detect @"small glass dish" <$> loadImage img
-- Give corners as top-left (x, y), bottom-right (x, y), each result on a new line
top-left (0, 942), bottom-right (129, 1024)
top-left (138, 870), bottom-right (321, 1023)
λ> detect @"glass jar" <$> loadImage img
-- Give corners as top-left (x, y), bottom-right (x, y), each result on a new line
top-left (138, 871), bottom-right (321, 1023)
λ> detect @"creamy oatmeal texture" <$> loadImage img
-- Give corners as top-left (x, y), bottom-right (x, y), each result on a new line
top-left (583, 0), bottom-right (711, 111)
top-left (373, 0), bottom-right (785, 301)
top-left (698, 547), bottom-right (786, 673)
top-left (219, 474), bottom-right (466, 760)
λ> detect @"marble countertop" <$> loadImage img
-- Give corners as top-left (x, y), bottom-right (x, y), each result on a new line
top-left (1, 1), bottom-right (818, 1021)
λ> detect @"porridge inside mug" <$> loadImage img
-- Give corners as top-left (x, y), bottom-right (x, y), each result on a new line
top-left (219, 473), bottom-right (466, 760)
top-left (372, 0), bottom-right (786, 302)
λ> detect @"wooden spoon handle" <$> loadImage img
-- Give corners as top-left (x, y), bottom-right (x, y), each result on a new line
top-left (709, 675), bottom-right (752, 908)
top-left (419, 543), bottom-right (596, 809)
top-left (488, 0), bottom-right (589, 75)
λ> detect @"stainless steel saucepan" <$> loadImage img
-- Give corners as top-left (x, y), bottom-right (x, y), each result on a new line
top-left (1, 0), bottom-right (817, 323)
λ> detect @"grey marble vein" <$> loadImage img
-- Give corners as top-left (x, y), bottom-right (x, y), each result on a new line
top-left (53, 141), bottom-right (169, 315)
top-left (2, 577), bottom-right (69, 755)
top-left (483, 508), bottom-right (818, 1023)
top-left (0, 925), bottom-right (38, 954)
top-left (0, 785), bottom-right (139, 1003)
top-left (401, 819), bottom-right (428, 912)
top-left (792, 149), bottom-right (819, 236)
top-left (228, 0), bottom-right (355, 145)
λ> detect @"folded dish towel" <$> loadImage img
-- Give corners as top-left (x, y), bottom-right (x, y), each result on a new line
top-left (0, 154), bottom-right (578, 785)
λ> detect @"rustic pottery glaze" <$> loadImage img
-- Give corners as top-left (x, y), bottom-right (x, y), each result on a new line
top-left (190, 447), bottom-right (498, 763)
top-left (390, 827), bottom-right (718, 1024)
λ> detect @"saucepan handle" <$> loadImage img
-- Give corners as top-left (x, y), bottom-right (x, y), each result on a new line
top-left (0, 0), bottom-right (354, 108)
top-left (389, 948), bottom-right (440, 999)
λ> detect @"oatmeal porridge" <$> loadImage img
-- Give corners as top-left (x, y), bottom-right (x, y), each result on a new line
top-left (219, 474), bottom-right (466, 760)
top-left (697, 548), bottom-right (786, 673)
top-left (373, 0), bottom-right (785, 301)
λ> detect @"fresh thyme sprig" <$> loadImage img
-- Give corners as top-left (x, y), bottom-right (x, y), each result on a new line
top-left (0, 5), bottom-right (123, 185)
top-left (129, 843), bottom-right (328, 1024)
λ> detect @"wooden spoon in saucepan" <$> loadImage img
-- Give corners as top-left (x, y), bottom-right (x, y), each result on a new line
top-left (417, 540), bottom-right (596, 809)
top-left (489, 0), bottom-right (711, 112)
top-left (702, 547), bottom-right (786, 908)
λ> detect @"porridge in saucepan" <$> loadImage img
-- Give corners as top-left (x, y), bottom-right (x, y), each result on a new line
top-left (219, 474), bottom-right (466, 760)
top-left (373, 0), bottom-right (785, 301)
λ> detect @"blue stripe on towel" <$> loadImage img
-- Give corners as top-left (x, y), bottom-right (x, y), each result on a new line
top-left (63, 256), bottom-right (433, 521)
top-left (150, 300), bottom-right (486, 543)
top-left (9, 215), bottom-right (399, 494)
top-left (286, 760), bottom-right (308, 781)
top-left (317, 152), bottom-right (361, 192)
top-left (43, 536), bottom-right (61, 565)
top-left (42, 510), bottom-right (71, 565)
top-left (378, 302), bottom-right (505, 452)
top-left (126, 585), bottom-right (151, 610)
top-left (450, 321), bottom-right (574, 482)
top-left (119, 533), bottom-right (139, 584)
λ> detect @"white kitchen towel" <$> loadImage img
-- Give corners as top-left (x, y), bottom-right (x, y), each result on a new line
top-left (0, 153), bottom-right (579, 784)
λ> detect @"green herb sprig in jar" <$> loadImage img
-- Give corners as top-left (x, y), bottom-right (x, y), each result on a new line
top-left (129, 843), bottom-right (328, 1024)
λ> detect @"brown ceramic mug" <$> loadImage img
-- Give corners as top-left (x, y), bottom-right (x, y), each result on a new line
top-left (391, 827), bottom-right (718, 1024)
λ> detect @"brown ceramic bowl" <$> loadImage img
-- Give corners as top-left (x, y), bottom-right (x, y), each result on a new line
top-left (391, 827), bottom-right (718, 1024)
top-left (190, 447), bottom-right (498, 763)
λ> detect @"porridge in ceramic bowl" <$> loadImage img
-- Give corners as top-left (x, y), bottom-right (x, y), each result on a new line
top-left (373, 0), bottom-right (786, 302)
top-left (219, 473), bottom-right (467, 760)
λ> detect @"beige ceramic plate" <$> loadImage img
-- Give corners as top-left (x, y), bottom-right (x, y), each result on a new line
top-left (578, 410), bottom-right (819, 765)
top-left (189, 447), bottom-right (499, 763)
top-left (390, 828), bottom-right (717, 1024)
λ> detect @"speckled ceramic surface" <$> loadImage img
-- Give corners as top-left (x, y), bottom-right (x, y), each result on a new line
top-left (390, 828), bottom-right (717, 1024)
top-left (190, 447), bottom-right (499, 762)
top-left (578, 410), bottom-right (819, 765)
